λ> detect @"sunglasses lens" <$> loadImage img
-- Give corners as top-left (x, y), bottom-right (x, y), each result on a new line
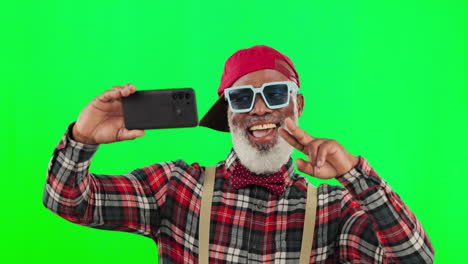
top-left (264, 84), bottom-right (289, 106)
top-left (228, 88), bottom-right (254, 111)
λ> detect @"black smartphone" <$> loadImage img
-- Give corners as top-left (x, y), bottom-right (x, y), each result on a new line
top-left (121, 88), bottom-right (198, 130)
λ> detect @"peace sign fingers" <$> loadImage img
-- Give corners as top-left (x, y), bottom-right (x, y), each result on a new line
top-left (278, 117), bottom-right (316, 154)
top-left (279, 122), bottom-right (327, 167)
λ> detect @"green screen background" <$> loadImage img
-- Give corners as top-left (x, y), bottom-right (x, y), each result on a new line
top-left (1, 0), bottom-right (465, 263)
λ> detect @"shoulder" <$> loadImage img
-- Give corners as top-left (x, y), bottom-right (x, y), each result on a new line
top-left (291, 175), bottom-right (345, 198)
top-left (166, 159), bottom-right (203, 181)
top-left (317, 183), bottom-right (366, 219)
top-left (160, 159), bottom-right (227, 184)
top-left (293, 177), bottom-right (362, 214)
top-left (130, 159), bottom-right (205, 183)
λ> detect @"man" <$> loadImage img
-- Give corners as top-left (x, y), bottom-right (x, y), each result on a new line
top-left (43, 45), bottom-right (434, 263)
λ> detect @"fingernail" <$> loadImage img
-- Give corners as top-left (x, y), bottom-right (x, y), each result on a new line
top-left (289, 118), bottom-right (295, 125)
top-left (317, 160), bottom-right (322, 167)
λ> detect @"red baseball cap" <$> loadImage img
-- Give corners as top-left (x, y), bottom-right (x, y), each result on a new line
top-left (199, 45), bottom-right (300, 132)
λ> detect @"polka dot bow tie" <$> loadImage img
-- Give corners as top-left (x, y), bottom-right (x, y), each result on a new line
top-left (231, 162), bottom-right (287, 196)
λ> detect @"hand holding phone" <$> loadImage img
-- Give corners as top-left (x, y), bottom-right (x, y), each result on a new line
top-left (121, 88), bottom-right (198, 130)
top-left (72, 84), bottom-right (145, 145)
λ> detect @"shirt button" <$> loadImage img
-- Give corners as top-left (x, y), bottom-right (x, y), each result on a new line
top-left (256, 203), bottom-right (263, 209)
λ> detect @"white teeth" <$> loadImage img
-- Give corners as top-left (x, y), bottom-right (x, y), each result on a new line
top-left (249, 123), bottom-right (276, 131)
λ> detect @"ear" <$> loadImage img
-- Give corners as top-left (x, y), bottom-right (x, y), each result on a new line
top-left (297, 94), bottom-right (304, 117)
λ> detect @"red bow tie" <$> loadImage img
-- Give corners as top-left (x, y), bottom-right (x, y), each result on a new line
top-left (231, 162), bottom-right (286, 196)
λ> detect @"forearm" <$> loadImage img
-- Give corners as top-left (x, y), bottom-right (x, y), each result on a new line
top-left (43, 122), bottom-right (100, 223)
top-left (43, 123), bottom-right (173, 239)
top-left (336, 156), bottom-right (434, 263)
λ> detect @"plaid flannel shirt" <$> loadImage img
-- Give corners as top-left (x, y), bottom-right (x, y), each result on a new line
top-left (43, 123), bottom-right (434, 263)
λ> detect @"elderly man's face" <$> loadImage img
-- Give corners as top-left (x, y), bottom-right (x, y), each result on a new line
top-left (228, 69), bottom-right (304, 151)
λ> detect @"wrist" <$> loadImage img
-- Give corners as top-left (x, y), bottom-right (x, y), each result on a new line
top-left (351, 155), bottom-right (359, 168)
top-left (337, 155), bottom-right (360, 177)
top-left (72, 124), bottom-right (96, 145)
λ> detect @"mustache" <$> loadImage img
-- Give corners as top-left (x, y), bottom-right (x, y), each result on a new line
top-left (243, 115), bottom-right (284, 129)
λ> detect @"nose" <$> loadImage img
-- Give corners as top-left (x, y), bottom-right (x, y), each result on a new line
top-left (249, 94), bottom-right (273, 116)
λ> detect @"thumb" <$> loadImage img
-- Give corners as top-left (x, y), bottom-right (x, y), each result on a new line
top-left (296, 158), bottom-right (316, 177)
top-left (116, 128), bottom-right (145, 141)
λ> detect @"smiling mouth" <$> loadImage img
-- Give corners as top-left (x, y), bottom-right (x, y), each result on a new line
top-left (247, 122), bottom-right (280, 144)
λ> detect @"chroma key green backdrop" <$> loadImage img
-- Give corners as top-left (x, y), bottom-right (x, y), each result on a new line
top-left (1, 0), bottom-right (465, 263)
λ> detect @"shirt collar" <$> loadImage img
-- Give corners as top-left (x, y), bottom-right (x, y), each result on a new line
top-left (225, 148), bottom-right (298, 187)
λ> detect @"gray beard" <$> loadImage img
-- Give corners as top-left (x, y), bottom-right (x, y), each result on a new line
top-left (227, 96), bottom-right (299, 174)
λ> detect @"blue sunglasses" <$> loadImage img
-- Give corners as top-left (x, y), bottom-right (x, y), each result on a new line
top-left (224, 81), bottom-right (298, 113)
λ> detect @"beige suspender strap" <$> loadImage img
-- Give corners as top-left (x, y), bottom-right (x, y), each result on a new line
top-left (200, 166), bottom-right (316, 264)
top-left (299, 183), bottom-right (318, 264)
top-left (199, 165), bottom-right (216, 264)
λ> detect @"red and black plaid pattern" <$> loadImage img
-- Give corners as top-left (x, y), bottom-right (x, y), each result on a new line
top-left (43, 122), bottom-right (434, 263)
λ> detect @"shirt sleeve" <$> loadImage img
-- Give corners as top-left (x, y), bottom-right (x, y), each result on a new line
top-left (42, 122), bottom-right (174, 241)
top-left (335, 156), bottom-right (435, 263)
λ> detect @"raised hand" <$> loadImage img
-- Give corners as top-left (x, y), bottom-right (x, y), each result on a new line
top-left (278, 118), bottom-right (359, 179)
top-left (72, 84), bottom-right (145, 144)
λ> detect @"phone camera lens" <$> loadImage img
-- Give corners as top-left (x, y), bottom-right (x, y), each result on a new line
top-left (172, 93), bottom-right (178, 100)
top-left (178, 93), bottom-right (184, 99)
top-left (185, 93), bottom-right (191, 99)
